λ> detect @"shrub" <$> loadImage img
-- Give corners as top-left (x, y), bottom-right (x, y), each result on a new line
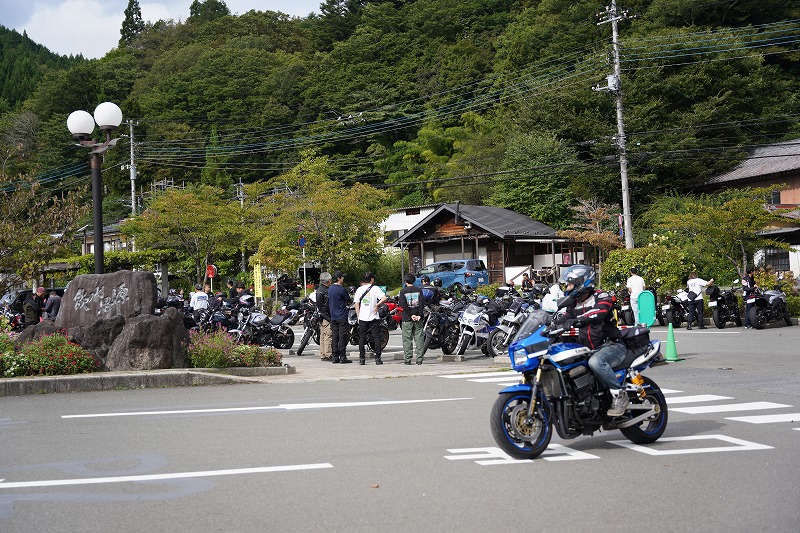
top-left (187, 329), bottom-right (282, 368)
top-left (787, 296), bottom-right (800, 317)
top-left (3, 333), bottom-right (98, 378)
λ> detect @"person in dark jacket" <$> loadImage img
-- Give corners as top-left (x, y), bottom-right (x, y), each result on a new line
top-left (558, 265), bottom-right (629, 417)
top-left (398, 273), bottom-right (425, 365)
top-left (23, 287), bottom-right (46, 327)
top-left (327, 271), bottom-right (353, 364)
top-left (316, 272), bottom-right (333, 360)
top-left (742, 267), bottom-right (758, 329)
top-left (44, 290), bottom-right (62, 320)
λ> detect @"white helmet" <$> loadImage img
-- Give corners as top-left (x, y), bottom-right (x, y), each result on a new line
top-left (238, 294), bottom-right (254, 307)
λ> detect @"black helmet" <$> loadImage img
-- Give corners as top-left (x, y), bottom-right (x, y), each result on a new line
top-left (558, 265), bottom-right (596, 296)
top-left (432, 277), bottom-right (442, 287)
top-left (194, 284), bottom-right (202, 290)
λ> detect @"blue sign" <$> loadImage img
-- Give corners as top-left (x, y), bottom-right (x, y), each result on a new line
top-left (298, 236), bottom-right (306, 248)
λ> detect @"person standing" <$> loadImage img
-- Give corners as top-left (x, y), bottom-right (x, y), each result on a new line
top-left (521, 273), bottom-right (534, 292)
top-left (227, 279), bottom-right (236, 299)
top-left (742, 267), bottom-right (758, 329)
top-left (686, 272), bottom-right (713, 330)
top-left (328, 271), bottom-right (352, 364)
top-left (23, 287), bottom-right (46, 328)
top-left (353, 272), bottom-right (387, 365)
top-left (398, 273), bottom-right (425, 365)
top-left (44, 290), bottom-right (62, 320)
top-left (626, 267), bottom-right (646, 326)
top-left (316, 272), bottom-right (333, 360)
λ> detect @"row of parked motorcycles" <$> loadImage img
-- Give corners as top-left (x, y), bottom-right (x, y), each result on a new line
top-left (657, 280), bottom-right (792, 329)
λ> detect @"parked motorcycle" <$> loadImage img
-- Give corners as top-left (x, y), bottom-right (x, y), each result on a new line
top-left (383, 296), bottom-right (403, 331)
top-left (295, 298), bottom-right (320, 356)
top-left (231, 304), bottom-right (295, 349)
top-left (747, 287), bottom-right (792, 329)
top-left (455, 295), bottom-right (501, 356)
top-left (663, 289), bottom-right (690, 328)
top-left (706, 282), bottom-right (742, 329)
top-left (486, 298), bottom-right (531, 358)
top-left (1, 306), bottom-right (25, 331)
top-left (490, 308), bottom-right (668, 459)
top-left (347, 308), bottom-right (390, 352)
top-left (421, 301), bottom-right (461, 355)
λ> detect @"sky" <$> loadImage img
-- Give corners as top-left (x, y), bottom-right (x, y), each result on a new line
top-left (0, 0), bottom-right (322, 58)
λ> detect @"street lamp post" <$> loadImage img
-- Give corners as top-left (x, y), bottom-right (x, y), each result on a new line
top-left (67, 102), bottom-right (123, 275)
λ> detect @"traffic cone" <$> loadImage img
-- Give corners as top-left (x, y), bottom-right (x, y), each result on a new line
top-left (665, 323), bottom-right (681, 362)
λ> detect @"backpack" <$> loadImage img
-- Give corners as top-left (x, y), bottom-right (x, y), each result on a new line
top-left (620, 326), bottom-right (651, 357)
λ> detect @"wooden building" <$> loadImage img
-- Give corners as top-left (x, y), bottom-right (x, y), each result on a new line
top-left (392, 203), bottom-right (583, 284)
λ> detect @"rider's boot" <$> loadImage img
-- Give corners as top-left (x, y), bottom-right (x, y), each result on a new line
top-left (607, 388), bottom-right (630, 417)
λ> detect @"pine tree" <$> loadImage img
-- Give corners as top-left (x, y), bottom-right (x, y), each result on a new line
top-left (119, 0), bottom-right (145, 47)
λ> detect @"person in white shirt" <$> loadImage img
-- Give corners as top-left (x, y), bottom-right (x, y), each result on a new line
top-left (686, 272), bottom-right (713, 330)
top-left (353, 272), bottom-right (387, 365)
top-left (189, 284), bottom-right (209, 321)
top-left (626, 267), bottom-right (646, 325)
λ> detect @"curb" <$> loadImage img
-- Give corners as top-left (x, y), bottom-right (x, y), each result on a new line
top-left (0, 366), bottom-right (294, 397)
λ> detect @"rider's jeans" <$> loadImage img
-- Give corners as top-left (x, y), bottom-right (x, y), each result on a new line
top-left (588, 341), bottom-right (628, 390)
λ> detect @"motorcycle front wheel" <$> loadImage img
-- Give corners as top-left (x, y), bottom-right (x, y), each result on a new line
top-left (783, 304), bottom-right (793, 327)
top-left (619, 376), bottom-right (668, 444)
top-left (666, 309), bottom-right (681, 328)
top-left (490, 391), bottom-right (553, 460)
top-left (486, 328), bottom-right (508, 358)
top-left (456, 333), bottom-right (470, 356)
top-left (296, 327), bottom-right (314, 356)
top-left (441, 331), bottom-right (459, 355)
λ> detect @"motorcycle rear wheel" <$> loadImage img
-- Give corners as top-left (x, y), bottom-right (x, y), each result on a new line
top-left (441, 332), bottom-right (459, 355)
top-left (712, 308), bottom-right (727, 329)
top-left (486, 328), bottom-right (508, 358)
top-left (665, 309), bottom-right (681, 328)
top-left (490, 391), bottom-right (553, 460)
top-left (622, 309), bottom-right (634, 327)
top-left (618, 376), bottom-right (668, 445)
top-left (273, 329), bottom-right (295, 349)
top-left (748, 306), bottom-right (767, 329)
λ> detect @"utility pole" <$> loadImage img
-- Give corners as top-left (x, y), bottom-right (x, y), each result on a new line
top-left (595, 0), bottom-right (634, 249)
top-left (236, 178), bottom-right (245, 272)
top-left (127, 120), bottom-right (138, 216)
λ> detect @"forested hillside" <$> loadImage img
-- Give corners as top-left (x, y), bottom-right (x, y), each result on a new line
top-left (3, 0), bottom-right (800, 233)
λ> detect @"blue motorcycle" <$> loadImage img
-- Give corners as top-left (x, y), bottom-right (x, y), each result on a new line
top-left (490, 309), bottom-right (668, 459)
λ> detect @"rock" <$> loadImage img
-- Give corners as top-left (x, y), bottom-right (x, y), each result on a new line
top-left (56, 270), bottom-right (157, 330)
top-left (67, 316), bottom-right (126, 363)
top-left (105, 307), bottom-right (189, 371)
top-left (13, 321), bottom-right (61, 350)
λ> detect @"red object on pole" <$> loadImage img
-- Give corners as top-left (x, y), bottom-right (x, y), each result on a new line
top-left (206, 264), bottom-right (217, 279)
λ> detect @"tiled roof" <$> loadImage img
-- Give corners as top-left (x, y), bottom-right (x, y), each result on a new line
top-left (708, 140), bottom-right (800, 184)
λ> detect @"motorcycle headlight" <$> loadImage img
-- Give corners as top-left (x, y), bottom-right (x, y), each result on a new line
top-left (513, 347), bottom-right (531, 366)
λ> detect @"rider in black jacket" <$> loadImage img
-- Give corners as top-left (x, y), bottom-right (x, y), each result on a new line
top-left (558, 265), bottom-right (629, 417)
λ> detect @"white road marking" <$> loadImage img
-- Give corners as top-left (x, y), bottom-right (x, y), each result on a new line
top-left (441, 371), bottom-right (518, 379)
top-left (445, 445), bottom-right (597, 464)
top-left (666, 394), bottom-right (734, 404)
top-left (62, 398), bottom-right (473, 419)
top-left (725, 413), bottom-right (800, 424)
top-left (0, 463), bottom-right (333, 489)
top-left (610, 434), bottom-right (773, 455)
top-left (467, 376), bottom-right (523, 383)
top-left (670, 402), bottom-right (792, 414)
top-left (659, 389), bottom-right (683, 394)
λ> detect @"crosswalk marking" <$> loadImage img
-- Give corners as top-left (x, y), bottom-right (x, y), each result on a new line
top-left (659, 389), bottom-right (683, 394)
top-left (725, 413), bottom-right (800, 424)
top-left (671, 402), bottom-right (791, 414)
top-left (666, 395), bottom-right (733, 404)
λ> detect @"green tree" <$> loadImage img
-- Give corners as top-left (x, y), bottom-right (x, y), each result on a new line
top-left (251, 152), bottom-right (389, 274)
top-left (120, 185), bottom-right (244, 284)
top-left (0, 174), bottom-right (88, 293)
top-left (658, 187), bottom-right (795, 281)
top-left (120, 0), bottom-right (145, 47)
top-left (189, 0), bottom-right (231, 23)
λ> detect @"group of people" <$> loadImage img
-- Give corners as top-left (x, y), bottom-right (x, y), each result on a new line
top-left (314, 272), bottom-right (442, 365)
top-left (315, 271), bottom-right (387, 365)
top-left (22, 287), bottom-right (62, 327)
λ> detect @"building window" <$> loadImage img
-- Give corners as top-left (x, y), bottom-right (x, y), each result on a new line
top-left (405, 208), bottom-right (420, 216)
top-left (769, 189), bottom-right (781, 205)
top-left (761, 248), bottom-right (790, 272)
